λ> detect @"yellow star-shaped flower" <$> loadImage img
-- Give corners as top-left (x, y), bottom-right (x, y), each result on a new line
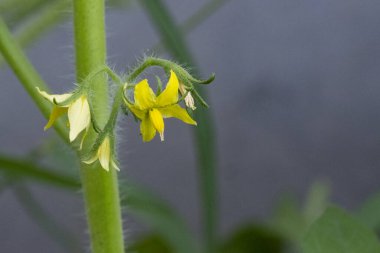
top-left (127, 70), bottom-right (197, 142)
top-left (37, 88), bottom-right (91, 142)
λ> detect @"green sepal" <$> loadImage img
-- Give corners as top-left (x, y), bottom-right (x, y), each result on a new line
top-left (86, 94), bottom-right (101, 133)
top-left (121, 104), bottom-right (129, 116)
top-left (155, 75), bottom-right (163, 96)
top-left (52, 88), bottom-right (83, 107)
top-left (191, 88), bottom-right (209, 108)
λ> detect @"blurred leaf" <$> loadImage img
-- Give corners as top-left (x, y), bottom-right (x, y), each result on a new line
top-left (0, 0), bottom-right (133, 67)
top-left (29, 137), bottom-right (79, 178)
top-left (303, 181), bottom-right (330, 225)
top-left (0, 0), bottom-right (70, 66)
top-left (302, 206), bottom-right (380, 253)
top-left (0, 154), bottom-right (80, 189)
top-left (220, 224), bottom-right (285, 253)
top-left (14, 0), bottom-right (70, 46)
top-left (272, 194), bottom-right (306, 244)
top-left (139, 1), bottom-right (218, 252)
top-left (139, 0), bottom-right (194, 63)
top-left (0, 17), bottom-right (68, 139)
top-left (152, 0), bottom-right (231, 53)
top-left (0, 174), bottom-right (17, 196)
top-left (272, 181), bottom-right (330, 246)
top-left (13, 183), bottom-right (82, 253)
top-left (181, 0), bottom-right (230, 33)
top-left (357, 192), bottom-right (380, 231)
top-left (0, 0), bottom-right (46, 25)
top-left (128, 234), bottom-right (173, 253)
top-left (121, 183), bottom-right (198, 253)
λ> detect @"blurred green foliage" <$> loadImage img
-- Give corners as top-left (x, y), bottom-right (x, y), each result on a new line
top-left (302, 207), bottom-right (380, 253)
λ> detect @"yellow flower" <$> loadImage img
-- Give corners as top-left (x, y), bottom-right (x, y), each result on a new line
top-left (127, 70), bottom-right (197, 142)
top-left (83, 137), bottom-right (119, 171)
top-left (37, 88), bottom-right (91, 142)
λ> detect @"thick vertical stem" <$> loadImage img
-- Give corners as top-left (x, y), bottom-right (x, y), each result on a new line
top-left (73, 1), bottom-right (125, 253)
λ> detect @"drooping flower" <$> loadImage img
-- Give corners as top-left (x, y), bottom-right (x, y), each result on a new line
top-left (179, 83), bottom-right (196, 110)
top-left (83, 136), bottom-right (119, 171)
top-left (37, 88), bottom-right (91, 142)
top-left (126, 70), bottom-right (197, 142)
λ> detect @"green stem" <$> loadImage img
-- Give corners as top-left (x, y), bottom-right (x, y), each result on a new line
top-left (73, 1), bottom-right (125, 253)
top-left (0, 17), bottom-right (67, 141)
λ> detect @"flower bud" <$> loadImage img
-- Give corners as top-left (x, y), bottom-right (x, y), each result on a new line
top-left (179, 83), bottom-right (196, 110)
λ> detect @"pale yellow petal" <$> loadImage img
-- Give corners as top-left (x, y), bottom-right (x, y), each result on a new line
top-left (140, 116), bottom-right (156, 142)
top-left (44, 106), bottom-right (67, 130)
top-left (160, 104), bottom-right (197, 125)
top-left (134, 79), bottom-right (156, 110)
top-left (68, 96), bottom-right (91, 142)
top-left (157, 70), bottom-right (179, 106)
top-left (149, 109), bottom-right (165, 141)
top-left (111, 160), bottom-right (120, 171)
top-left (37, 87), bottom-right (72, 105)
top-left (83, 155), bottom-right (98, 165)
top-left (98, 138), bottom-right (111, 171)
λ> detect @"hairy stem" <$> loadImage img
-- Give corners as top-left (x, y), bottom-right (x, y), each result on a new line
top-left (73, 1), bottom-right (125, 252)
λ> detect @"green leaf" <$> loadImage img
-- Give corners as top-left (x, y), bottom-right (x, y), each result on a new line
top-left (0, 154), bottom-right (80, 189)
top-left (128, 234), bottom-right (173, 253)
top-left (121, 183), bottom-right (197, 253)
top-left (357, 192), bottom-right (380, 231)
top-left (220, 224), bottom-right (285, 253)
top-left (302, 206), bottom-right (380, 253)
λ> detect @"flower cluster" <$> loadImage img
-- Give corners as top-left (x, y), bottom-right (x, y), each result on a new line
top-left (37, 58), bottom-right (214, 171)
top-left (125, 70), bottom-right (196, 142)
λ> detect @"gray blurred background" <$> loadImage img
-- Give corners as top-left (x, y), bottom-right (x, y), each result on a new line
top-left (2, 0), bottom-right (380, 252)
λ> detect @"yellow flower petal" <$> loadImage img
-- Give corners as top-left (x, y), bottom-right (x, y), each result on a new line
top-left (98, 137), bottom-right (111, 171)
top-left (149, 109), bottom-right (165, 141)
top-left (37, 87), bottom-right (72, 105)
top-left (68, 96), bottom-right (91, 142)
top-left (157, 70), bottom-right (179, 106)
top-left (134, 79), bottom-right (156, 110)
top-left (129, 105), bottom-right (146, 120)
top-left (160, 104), bottom-right (197, 125)
top-left (44, 106), bottom-right (67, 130)
top-left (140, 116), bottom-right (157, 142)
